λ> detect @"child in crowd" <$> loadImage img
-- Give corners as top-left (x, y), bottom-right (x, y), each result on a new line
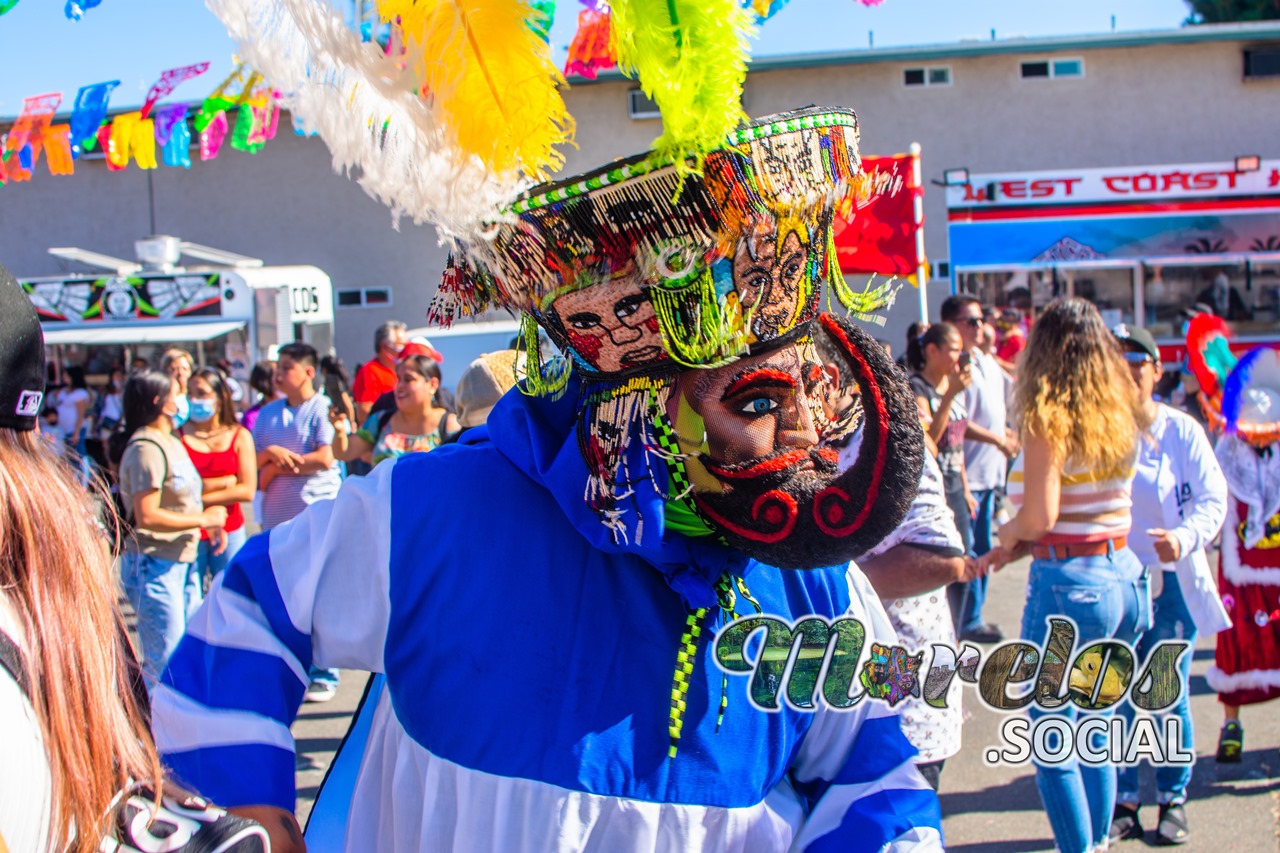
top-left (250, 341), bottom-right (342, 701)
top-left (39, 407), bottom-right (65, 456)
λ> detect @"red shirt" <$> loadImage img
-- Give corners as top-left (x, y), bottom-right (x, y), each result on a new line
top-left (181, 427), bottom-right (248, 535)
top-left (353, 358), bottom-right (397, 404)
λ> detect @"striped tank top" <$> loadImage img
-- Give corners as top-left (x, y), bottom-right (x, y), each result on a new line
top-left (1007, 450), bottom-right (1135, 545)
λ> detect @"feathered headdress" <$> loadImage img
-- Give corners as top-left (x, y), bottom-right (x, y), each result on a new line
top-left (434, 106), bottom-right (897, 385)
top-left (1186, 313), bottom-right (1280, 447)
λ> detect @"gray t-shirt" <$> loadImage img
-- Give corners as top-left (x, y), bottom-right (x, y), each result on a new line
top-left (251, 393), bottom-right (341, 530)
top-left (118, 427), bottom-right (204, 562)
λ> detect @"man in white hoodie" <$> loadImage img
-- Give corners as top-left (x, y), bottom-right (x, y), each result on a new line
top-left (1109, 324), bottom-right (1229, 847)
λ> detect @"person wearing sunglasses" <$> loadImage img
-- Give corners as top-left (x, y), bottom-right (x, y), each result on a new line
top-left (940, 295), bottom-right (1015, 644)
top-left (1108, 324), bottom-right (1229, 846)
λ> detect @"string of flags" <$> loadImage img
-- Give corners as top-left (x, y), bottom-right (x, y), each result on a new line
top-left (1, 0), bottom-right (888, 211)
top-left (561, 0), bottom-right (884, 80)
top-left (0, 0), bottom-right (112, 19)
top-left (0, 62), bottom-right (281, 186)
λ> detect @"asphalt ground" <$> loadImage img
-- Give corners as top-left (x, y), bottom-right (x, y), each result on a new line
top-left (283, 554), bottom-right (1280, 849)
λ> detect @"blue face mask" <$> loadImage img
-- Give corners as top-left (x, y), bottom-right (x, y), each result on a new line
top-left (171, 394), bottom-right (190, 430)
top-left (188, 397), bottom-right (217, 423)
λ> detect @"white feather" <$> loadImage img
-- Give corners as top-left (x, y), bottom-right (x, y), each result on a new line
top-left (203, 0), bottom-right (526, 245)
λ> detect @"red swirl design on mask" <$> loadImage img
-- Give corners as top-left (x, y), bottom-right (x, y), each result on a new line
top-left (814, 486), bottom-right (856, 536)
top-left (696, 489), bottom-right (798, 543)
top-left (815, 313), bottom-right (889, 537)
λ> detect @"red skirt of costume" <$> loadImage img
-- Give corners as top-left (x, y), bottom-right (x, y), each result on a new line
top-left (1209, 500), bottom-right (1280, 707)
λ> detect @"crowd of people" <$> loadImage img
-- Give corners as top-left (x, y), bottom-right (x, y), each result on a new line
top-left (1, 105), bottom-right (1277, 853)
top-left (894, 293), bottom-right (1257, 849)
top-left (27, 322), bottom-right (516, 705)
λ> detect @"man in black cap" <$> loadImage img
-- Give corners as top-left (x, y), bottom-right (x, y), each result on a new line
top-left (1109, 320), bottom-right (1228, 846)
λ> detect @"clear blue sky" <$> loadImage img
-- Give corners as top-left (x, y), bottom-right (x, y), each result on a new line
top-left (0, 0), bottom-right (1190, 119)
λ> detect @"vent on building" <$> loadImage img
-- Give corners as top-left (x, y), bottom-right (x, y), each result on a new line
top-left (903, 66), bottom-right (951, 87)
top-left (933, 260), bottom-right (951, 279)
top-left (628, 89), bottom-right (661, 119)
top-left (336, 288), bottom-right (392, 308)
top-left (1244, 48), bottom-right (1280, 78)
top-left (1021, 58), bottom-right (1084, 79)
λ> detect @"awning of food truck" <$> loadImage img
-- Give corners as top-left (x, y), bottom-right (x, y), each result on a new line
top-left (41, 319), bottom-right (247, 346)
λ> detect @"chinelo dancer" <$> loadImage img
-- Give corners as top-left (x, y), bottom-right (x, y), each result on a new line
top-left (1182, 315), bottom-right (1280, 767)
top-left (151, 107), bottom-right (943, 852)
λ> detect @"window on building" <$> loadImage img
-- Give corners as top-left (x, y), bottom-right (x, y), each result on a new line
top-left (628, 89), bottom-right (661, 119)
top-left (1244, 48), bottom-right (1280, 79)
top-left (1021, 58), bottom-right (1084, 79)
top-left (1052, 59), bottom-right (1084, 77)
top-left (336, 288), bottom-right (393, 308)
top-left (903, 66), bottom-right (951, 87)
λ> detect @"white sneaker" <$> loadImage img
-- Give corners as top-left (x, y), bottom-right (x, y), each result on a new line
top-left (304, 680), bottom-right (338, 703)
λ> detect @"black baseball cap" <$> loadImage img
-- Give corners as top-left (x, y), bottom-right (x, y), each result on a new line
top-left (1111, 322), bottom-right (1160, 363)
top-left (0, 264), bottom-right (46, 432)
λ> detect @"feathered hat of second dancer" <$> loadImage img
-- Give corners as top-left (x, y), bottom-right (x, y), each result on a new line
top-left (437, 106), bottom-right (922, 571)
top-left (1186, 312), bottom-right (1280, 448)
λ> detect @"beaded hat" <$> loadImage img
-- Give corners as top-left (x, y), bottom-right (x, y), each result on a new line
top-left (432, 106), bottom-right (894, 377)
top-left (438, 106), bottom-right (921, 568)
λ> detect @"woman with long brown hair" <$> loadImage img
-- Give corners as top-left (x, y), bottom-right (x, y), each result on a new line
top-left (984, 297), bottom-right (1152, 853)
top-left (0, 271), bottom-right (266, 851)
top-left (0, 279), bottom-right (161, 852)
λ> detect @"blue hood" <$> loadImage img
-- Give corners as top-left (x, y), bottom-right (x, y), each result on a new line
top-left (464, 376), bottom-right (751, 609)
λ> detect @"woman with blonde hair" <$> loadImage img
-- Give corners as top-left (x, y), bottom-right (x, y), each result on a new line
top-left (984, 297), bottom-right (1153, 853)
top-left (0, 271), bottom-right (265, 851)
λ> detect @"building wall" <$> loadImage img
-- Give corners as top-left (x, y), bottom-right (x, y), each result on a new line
top-left (3, 26), bottom-right (1276, 370)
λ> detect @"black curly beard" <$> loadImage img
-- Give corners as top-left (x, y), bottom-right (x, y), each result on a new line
top-left (693, 314), bottom-right (924, 570)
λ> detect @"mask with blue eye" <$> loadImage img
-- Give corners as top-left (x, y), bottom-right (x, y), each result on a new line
top-left (668, 313), bottom-right (924, 569)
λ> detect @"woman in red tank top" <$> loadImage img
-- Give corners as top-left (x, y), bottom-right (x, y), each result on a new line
top-left (182, 368), bottom-right (258, 584)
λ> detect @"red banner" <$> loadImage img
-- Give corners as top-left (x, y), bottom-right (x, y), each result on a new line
top-left (834, 153), bottom-right (924, 277)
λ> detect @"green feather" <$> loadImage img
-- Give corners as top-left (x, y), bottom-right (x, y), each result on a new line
top-left (609, 0), bottom-right (755, 172)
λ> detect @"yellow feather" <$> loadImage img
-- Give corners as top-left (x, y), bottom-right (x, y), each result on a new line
top-left (377, 0), bottom-right (574, 180)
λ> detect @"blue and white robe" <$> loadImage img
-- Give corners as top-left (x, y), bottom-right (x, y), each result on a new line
top-left (152, 384), bottom-right (943, 852)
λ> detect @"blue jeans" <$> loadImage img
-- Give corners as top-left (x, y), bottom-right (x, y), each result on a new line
top-left (120, 551), bottom-right (202, 687)
top-left (958, 488), bottom-right (998, 632)
top-left (1116, 571), bottom-right (1197, 806)
top-left (1020, 546), bottom-right (1151, 853)
top-left (194, 527), bottom-right (248, 585)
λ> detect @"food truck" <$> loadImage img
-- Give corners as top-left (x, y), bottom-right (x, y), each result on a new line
top-left (20, 235), bottom-right (334, 378)
top-left (945, 157), bottom-right (1280, 362)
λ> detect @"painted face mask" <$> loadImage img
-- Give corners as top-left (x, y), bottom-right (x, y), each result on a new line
top-left (664, 313), bottom-right (922, 569)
